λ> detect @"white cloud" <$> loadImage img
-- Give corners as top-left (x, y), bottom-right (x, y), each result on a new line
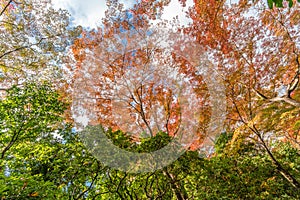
top-left (119, 0), bottom-right (137, 9)
top-left (160, 0), bottom-right (193, 27)
top-left (225, 0), bottom-right (240, 6)
top-left (52, 0), bottom-right (107, 28)
top-left (51, 0), bottom-right (142, 28)
top-left (52, 0), bottom-right (193, 28)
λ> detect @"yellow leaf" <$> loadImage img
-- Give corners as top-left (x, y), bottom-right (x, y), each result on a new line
top-left (29, 192), bottom-right (39, 197)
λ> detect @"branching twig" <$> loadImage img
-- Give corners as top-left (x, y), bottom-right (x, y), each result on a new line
top-left (0, 0), bottom-right (13, 17)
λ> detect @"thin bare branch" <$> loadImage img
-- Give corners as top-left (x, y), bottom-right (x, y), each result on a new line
top-left (0, 0), bottom-right (13, 17)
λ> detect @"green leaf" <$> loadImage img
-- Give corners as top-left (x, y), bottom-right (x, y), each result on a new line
top-left (268, 0), bottom-right (274, 9)
top-left (293, 120), bottom-right (300, 130)
top-left (275, 0), bottom-right (283, 7)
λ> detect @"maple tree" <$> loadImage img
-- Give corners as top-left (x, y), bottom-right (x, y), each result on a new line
top-left (70, 0), bottom-right (213, 149)
top-left (71, 0), bottom-right (300, 189)
top-left (183, 0), bottom-right (300, 188)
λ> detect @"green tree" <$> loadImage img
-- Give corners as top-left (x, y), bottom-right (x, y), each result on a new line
top-left (0, 82), bottom-right (67, 159)
top-left (85, 130), bottom-right (300, 199)
top-left (0, 83), bottom-right (105, 199)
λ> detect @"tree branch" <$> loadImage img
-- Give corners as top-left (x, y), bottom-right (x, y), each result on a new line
top-left (268, 96), bottom-right (300, 107)
top-left (1, 121), bottom-right (25, 159)
top-left (0, 33), bottom-right (62, 60)
top-left (75, 161), bottom-right (102, 200)
top-left (253, 88), bottom-right (300, 107)
top-left (0, 38), bottom-right (46, 60)
top-left (250, 125), bottom-right (300, 189)
top-left (287, 54), bottom-right (300, 97)
top-left (0, 0), bottom-right (13, 17)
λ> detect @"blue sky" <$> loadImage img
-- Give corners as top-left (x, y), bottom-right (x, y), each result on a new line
top-left (52, 0), bottom-right (194, 28)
